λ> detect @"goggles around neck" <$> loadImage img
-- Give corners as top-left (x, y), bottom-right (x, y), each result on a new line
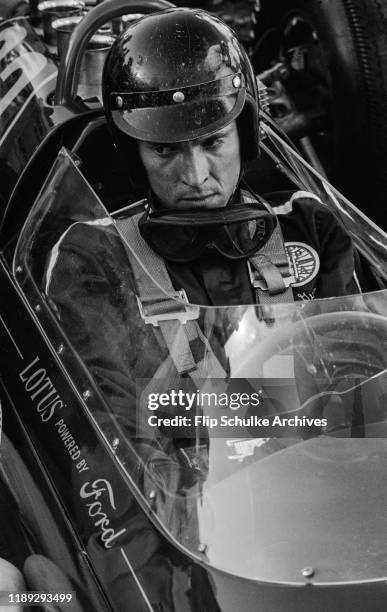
top-left (138, 197), bottom-right (277, 263)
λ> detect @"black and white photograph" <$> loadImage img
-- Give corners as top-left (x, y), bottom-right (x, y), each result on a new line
top-left (0, 1), bottom-right (387, 610)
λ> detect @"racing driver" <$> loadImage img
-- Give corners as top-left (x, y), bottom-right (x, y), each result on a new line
top-left (45, 8), bottom-right (360, 434)
top-left (99, 7), bottom-right (358, 306)
top-left (42, 13), bottom-right (369, 603)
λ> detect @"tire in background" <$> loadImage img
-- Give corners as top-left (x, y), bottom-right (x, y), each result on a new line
top-left (253, 0), bottom-right (387, 229)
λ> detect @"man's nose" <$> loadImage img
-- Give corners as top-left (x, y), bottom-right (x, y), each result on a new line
top-left (181, 148), bottom-right (209, 187)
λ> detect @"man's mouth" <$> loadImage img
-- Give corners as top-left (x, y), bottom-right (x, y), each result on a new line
top-left (178, 193), bottom-right (223, 208)
top-left (180, 193), bottom-right (216, 202)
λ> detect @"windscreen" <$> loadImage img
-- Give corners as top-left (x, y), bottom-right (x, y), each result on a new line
top-left (260, 120), bottom-right (387, 283)
top-left (13, 147), bottom-right (387, 588)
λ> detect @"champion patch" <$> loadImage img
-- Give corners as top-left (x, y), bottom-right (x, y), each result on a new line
top-left (285, 242), bottom-right (320, 287)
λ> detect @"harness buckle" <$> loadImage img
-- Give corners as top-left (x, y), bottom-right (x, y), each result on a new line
top-left (136, 289), bottom-right (199, 327)
top-left (247, 260), bottom-right (295, 291)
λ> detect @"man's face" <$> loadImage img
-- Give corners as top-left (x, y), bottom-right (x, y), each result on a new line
top-left (138, 121), bottom-right (241, 209)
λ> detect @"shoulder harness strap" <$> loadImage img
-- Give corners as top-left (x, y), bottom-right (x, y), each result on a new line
top-left (117, 210), bottom-right (227, 380)
top-left (241, 190), bottom-right (295, 304)
top-left (116, 194), bottom-right (295, 376)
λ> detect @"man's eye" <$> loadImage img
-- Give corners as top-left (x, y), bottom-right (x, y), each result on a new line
top-left (152, 144), bottom-right (175, 156)
top-left (204, 136), bottom-right (223, 149)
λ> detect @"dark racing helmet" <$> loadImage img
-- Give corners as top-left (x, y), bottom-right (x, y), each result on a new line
top-left (102, 7), bottom-right (260, 184)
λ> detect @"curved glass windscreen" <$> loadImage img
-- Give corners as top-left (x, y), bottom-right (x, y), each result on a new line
top-left (13, 147), bottom-right (387, 587)
top-left (260, 119), bottom-right (387, 281)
